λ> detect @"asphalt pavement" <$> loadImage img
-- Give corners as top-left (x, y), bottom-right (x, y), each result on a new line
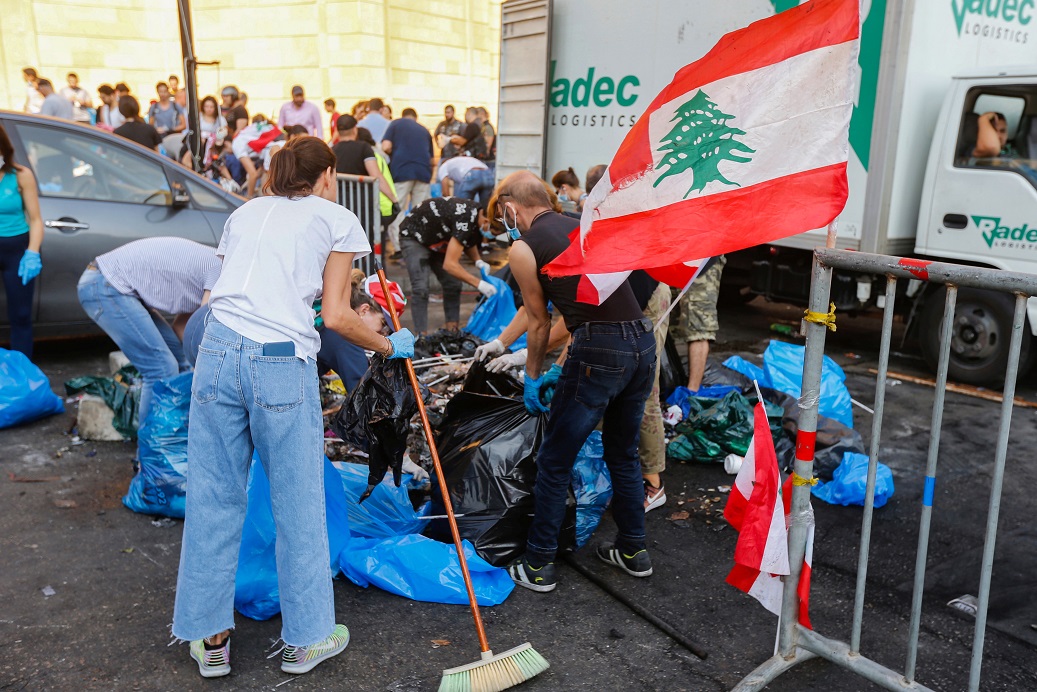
top-left (3, 265), bottom-right (1037, 691)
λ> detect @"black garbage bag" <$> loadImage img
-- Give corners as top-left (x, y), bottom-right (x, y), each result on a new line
top-left (65, 365), bottom-right (141, 438)
top-left (702, 359), bottom-right (754, 392)
top-left (757, 385), bottom-right (865, 479)
top-left (658, 334), bottom-right (687, 401)
top-left (426, 391), bottom-right (576, 566)
top-left (462, 359), bottom-right (523, 398)
top-left (413, 329), bottom-right (485, 360)
top-left (331, 356), bottom-right (424, 501)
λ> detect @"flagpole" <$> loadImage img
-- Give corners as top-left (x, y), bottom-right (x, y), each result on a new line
top-left (653, 263), bottom-right (706, 331)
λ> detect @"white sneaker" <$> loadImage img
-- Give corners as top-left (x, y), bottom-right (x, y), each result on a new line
top-left (644, 481), bottom-right (667, 513)
top-left (280, 624), bottom-right (350, 674)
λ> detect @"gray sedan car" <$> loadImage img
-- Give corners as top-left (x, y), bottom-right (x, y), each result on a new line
top-left (0, 111), bottom-right (242, 340)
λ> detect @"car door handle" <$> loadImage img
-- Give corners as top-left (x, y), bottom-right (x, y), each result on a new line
top-left (45, 218), bottom-right (90, 232)
top-left (943, 214), bottom-right (968, 229)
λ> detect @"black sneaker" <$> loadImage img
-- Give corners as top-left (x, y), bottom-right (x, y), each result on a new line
top-left (507, 556), bottom-right (557, 593)
top-left (596, 544), bottom-right (653, 578)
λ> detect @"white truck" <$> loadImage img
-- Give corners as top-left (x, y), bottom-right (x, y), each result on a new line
top-left (495, 0), bottom-right (1037, 384)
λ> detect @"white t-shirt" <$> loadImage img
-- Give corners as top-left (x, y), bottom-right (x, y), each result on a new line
top-left (210, 195), bottom-right (371, 361)
top-left (437, 156), bottom-right (488, 184)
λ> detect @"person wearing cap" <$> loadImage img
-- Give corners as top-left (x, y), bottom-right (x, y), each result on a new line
top-left (332, 115), bottom-right (397, 206)
top-left (279, 86), bottom-right (323, 139)
top-left (220, 86), bottom-right (248, 136)
top-left (397, 196), bottom-right (495, 333)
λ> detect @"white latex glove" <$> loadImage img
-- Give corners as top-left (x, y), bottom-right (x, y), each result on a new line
top-left (477, 280), bottom-right (497, 298)
top-left (474, 338), bottom-right (505, 361)
top-left (487, 348), bottom-right (527, 373)
top-left (401, 455), bottom-right (429, 483)
top-left (475, 259), bottom-right (490, 273)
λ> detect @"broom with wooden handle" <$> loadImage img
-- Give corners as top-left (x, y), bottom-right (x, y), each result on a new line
top-left (374, 261), bottom-right (549, 692)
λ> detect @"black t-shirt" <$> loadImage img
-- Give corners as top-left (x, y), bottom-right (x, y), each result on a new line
top-left (435, 119), bottom-right (464, 159)
top-left (114, 121), bottom-right (162, 150)
top-left (519, 212), bottom-right (642, 332)
top-left (460, 122), bottom-right (486, 159)
top-left (224, 105), bottom-right (248, 132)
top-left (399, 197), bottom-right (481, 252)
top-left (333, 140), bottom-right (376, 175)
top-left (627, 270), bottom-right (659, 311)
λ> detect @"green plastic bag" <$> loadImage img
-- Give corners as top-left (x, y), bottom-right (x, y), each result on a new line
top-left (666, 391), bottom-right (785, 463)
top-left (65, 365), bottom-right (141, 438)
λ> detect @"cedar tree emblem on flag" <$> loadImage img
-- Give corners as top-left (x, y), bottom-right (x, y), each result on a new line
top-left (654, 90), bottom-right (755, 197)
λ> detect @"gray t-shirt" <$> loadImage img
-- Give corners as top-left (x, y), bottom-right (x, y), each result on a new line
top-left (40, 93), bottom-right (74, 120)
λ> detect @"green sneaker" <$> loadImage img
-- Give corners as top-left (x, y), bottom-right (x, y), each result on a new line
top-left (189, 637), bottom-right (230, 678)
top-left (280, 624), bottom-right (350, 674)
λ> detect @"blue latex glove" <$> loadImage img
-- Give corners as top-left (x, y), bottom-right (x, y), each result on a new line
top-left (540, 363), bottom-right (563, 405)
top-left (386, 327), bottom-right (415, 360)
top-left (523, 371), bottom-right (550, 415)
top-left (18, 250), bottom-right (41, 285)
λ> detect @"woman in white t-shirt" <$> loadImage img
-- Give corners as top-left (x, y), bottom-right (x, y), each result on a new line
top-left (172, 136), bottom-right (414, 679)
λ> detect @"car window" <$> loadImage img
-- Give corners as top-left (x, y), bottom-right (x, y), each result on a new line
top-left (14, 123), bottom-right (172, 206)
top-left (180, 176), bottom-right (235, 212)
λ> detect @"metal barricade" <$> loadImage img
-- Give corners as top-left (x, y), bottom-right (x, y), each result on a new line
top-left (734, 249), bottom-right (1037, 692)
top-left (336, 174), bottom-right (380, 276)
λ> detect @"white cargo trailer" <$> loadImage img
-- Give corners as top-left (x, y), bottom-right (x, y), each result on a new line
top-left (496, 0), bottom-right (1037, 384)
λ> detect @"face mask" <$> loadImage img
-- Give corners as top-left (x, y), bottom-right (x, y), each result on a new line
top-left (0, 156), bottom-right (5, 170)
top-left (502, 204), bottom-right (521, 241)
top-left (558, 193), bottom-right (570, 202)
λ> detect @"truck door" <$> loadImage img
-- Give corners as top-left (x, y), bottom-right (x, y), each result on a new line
top-left (495, 0), bottom-right (552, 183)
top-left (915, 82), bottom-right (1037, 383)
top-left (919, 83), bottom-right (1037, 279)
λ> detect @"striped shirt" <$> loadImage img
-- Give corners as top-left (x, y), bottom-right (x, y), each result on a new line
top-left (96, 237), bottom-right (221, 315)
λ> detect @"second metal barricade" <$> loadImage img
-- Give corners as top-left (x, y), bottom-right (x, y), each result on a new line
top-left (336, 174), bottom-right (380, 276)
top-left (733, 249), bottom-right (1037, 692)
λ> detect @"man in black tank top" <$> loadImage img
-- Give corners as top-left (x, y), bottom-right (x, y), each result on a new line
top-left (497, 172), bottom-right (657, 592)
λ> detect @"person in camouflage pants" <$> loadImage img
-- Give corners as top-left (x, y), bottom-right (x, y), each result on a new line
top-left (669, 256), bottom-right (726, 391)
top-left (640, 282), bottom-right (670, 512)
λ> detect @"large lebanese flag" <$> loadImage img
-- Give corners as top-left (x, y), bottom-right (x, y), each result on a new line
top-left (546, 0), bottom-right (859, 282)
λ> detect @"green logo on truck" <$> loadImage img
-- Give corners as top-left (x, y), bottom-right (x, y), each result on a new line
top-left (973, 215), bottom-right (1037, 247)
top-left (550, 61), bottom-right (640, 108)
top-left (951, 0), bottom-right (1034, 35)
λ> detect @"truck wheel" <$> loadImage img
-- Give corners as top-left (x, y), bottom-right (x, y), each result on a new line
top-left (919, 287), bottom-right (1034, 387)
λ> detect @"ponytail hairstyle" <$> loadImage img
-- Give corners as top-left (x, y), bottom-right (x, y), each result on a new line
top-left (349, 268), bottom-right (378, 311)
top-left (551, 167), bottom-right (580, 190)
top-left (264, 136), bottom-right (336, 199)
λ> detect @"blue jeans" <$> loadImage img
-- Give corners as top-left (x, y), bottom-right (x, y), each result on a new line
top-left (455, 168), bottom-right (495, 205)
top-left (526, 318), bottom-right (656, 564)
top-left (173, 315), bottom-right (334, 647)
top-left (0, 234), bottom-right (34, 358)
top-left (77, 268), bottom-right (189, 423)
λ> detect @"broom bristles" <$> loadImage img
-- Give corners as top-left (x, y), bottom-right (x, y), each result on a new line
top-left (439, 643), bottom-right (549, 692)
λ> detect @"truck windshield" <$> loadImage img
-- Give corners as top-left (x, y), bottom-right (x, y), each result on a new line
top-left (955, 87), bottom-right (1037, 186)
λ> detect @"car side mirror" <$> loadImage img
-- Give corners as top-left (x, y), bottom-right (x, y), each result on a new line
top-left (172, 182), bottom-right (191, 208)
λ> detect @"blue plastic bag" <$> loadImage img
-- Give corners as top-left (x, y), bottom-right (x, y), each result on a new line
top-left (339, 534), bottom-right (513, 605)
top-left (333, 461), bottom-right (430, 538)
top-left (465, 270), bottom-right (526, 350)
top-left (123, 373), bottom-right (191, 517)
top-left (722, 355), bottom-right (767, 385)
top-left (812, 452), bottom-right (894, 508)
top-left (763, 341), bottom-right (853, 428)
top-left (0, 348), bottom-right (63, 429)
top-left (235, 454), bottom-right (353, 620)
top-left (571, 431), bottom-right (612, 548)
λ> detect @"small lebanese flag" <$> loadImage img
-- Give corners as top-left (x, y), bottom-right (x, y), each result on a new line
top-left (724, 406), bottom-right (813, 627)
top-left (546, 0), bottom-right (859, 286)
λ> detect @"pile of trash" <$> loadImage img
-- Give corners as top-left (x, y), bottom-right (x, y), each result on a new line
top-left (662, 340), bottom-right (894, 506)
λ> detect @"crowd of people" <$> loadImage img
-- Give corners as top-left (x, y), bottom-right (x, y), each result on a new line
top-left (6, 64), bottom-right (726, 685)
